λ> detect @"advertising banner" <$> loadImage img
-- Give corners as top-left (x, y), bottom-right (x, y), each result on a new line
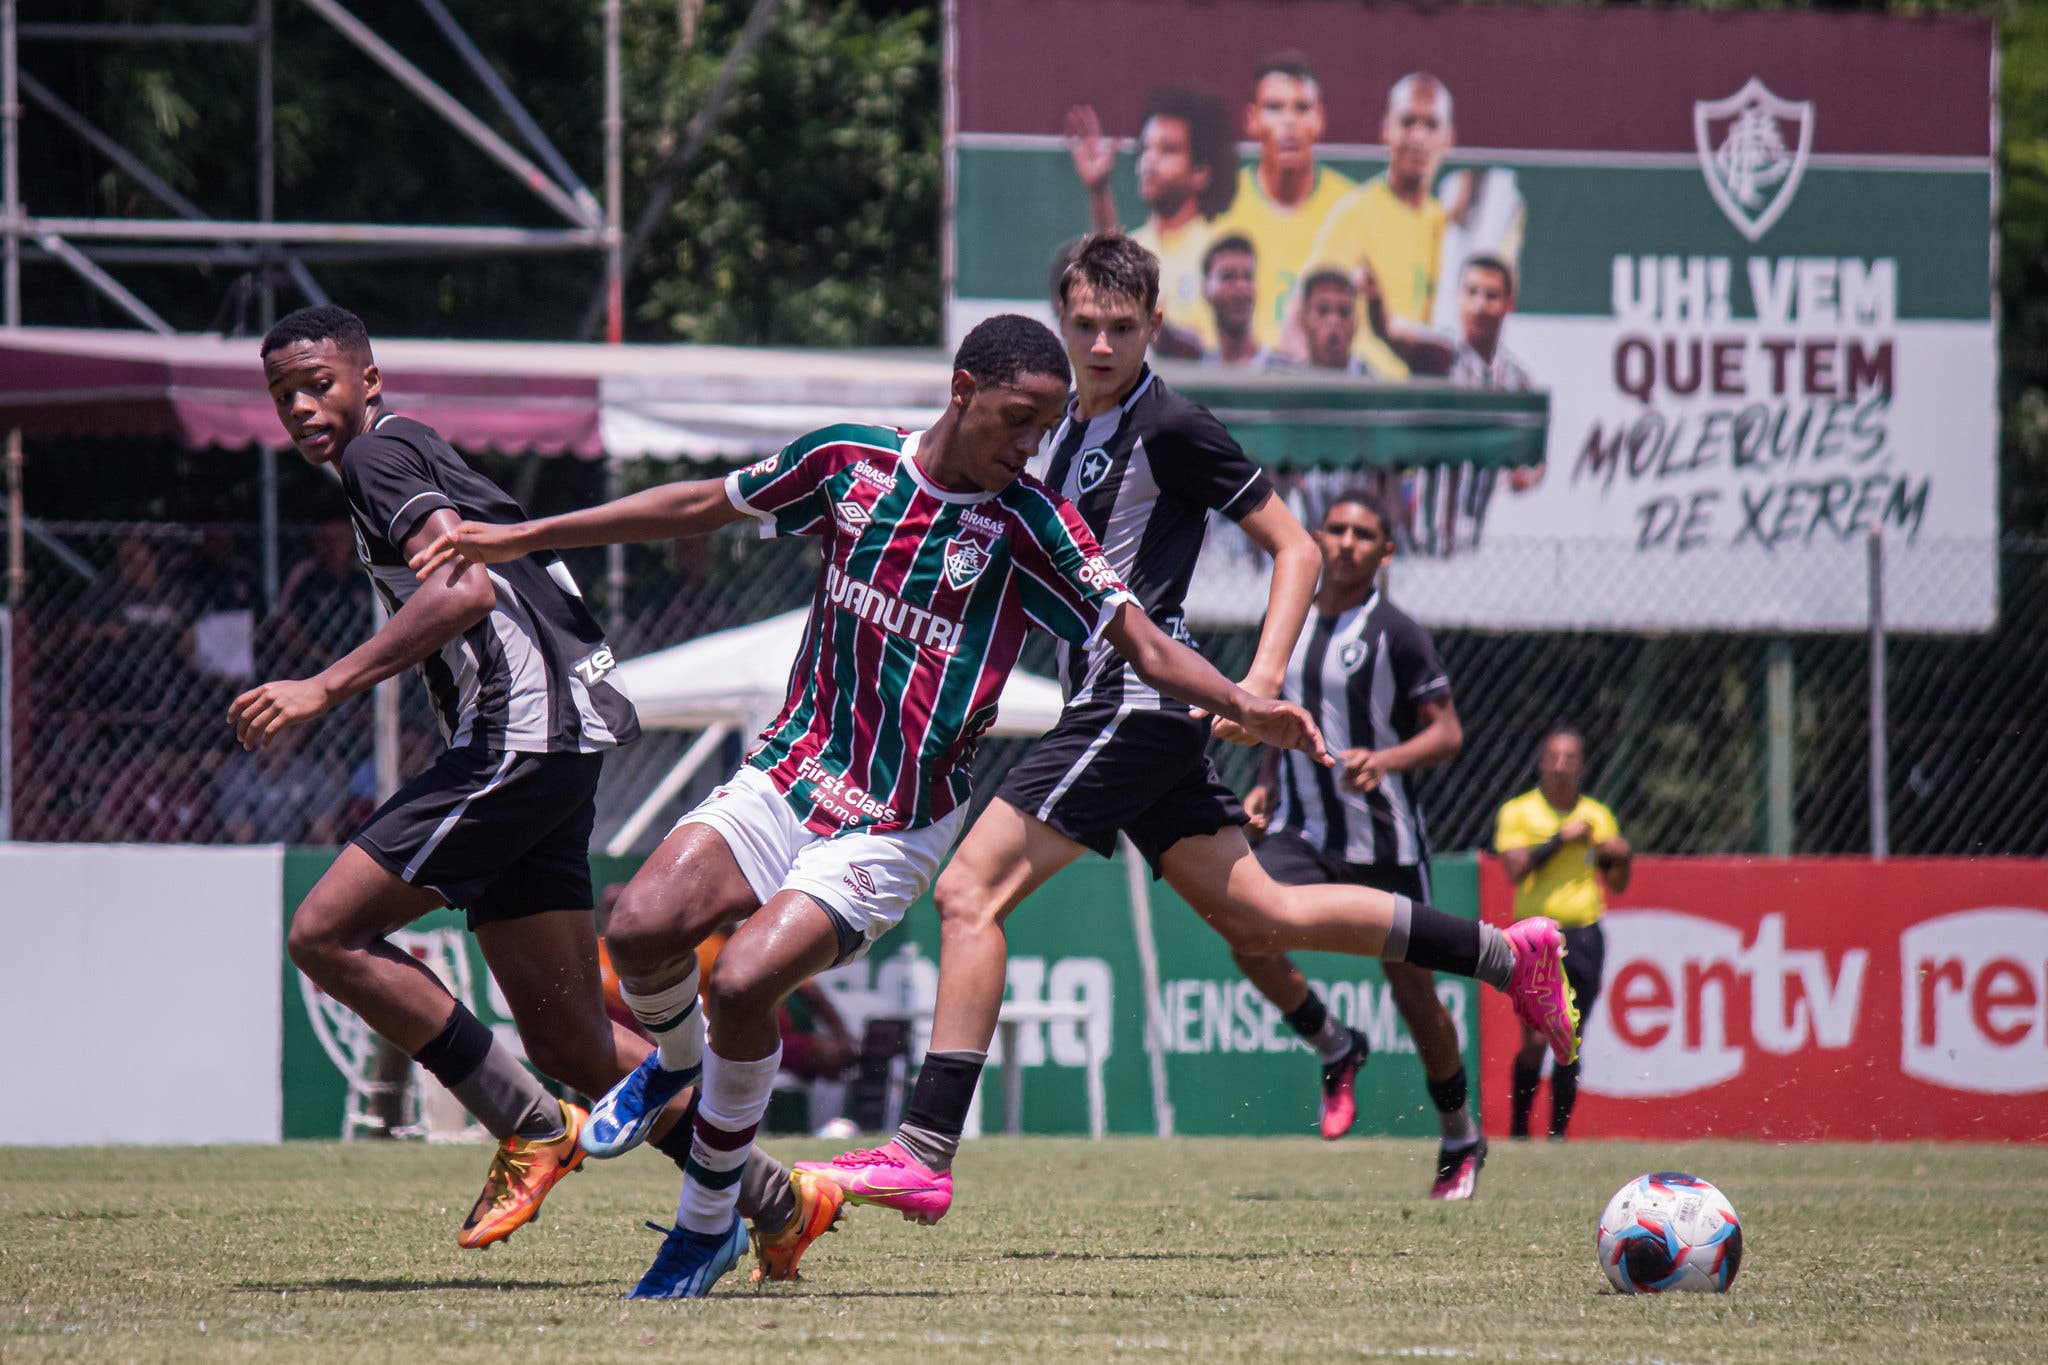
top-left (279, 848), bottom-right (1480, 1140)
top-left (948, 2), bottom-right (1997, 631)
top-left (1477, 857), bottom-right (2048, 1142)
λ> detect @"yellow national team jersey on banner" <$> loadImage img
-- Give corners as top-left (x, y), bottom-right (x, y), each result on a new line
top-left (1305, 176), bottom-right (1447, 326)
top-left (1211, 164), bottom-right (1355, 348)
top-left (1493, 790), bottom-right (1622, 930)
top-left (1133, 216), bottom-right (1217, 347)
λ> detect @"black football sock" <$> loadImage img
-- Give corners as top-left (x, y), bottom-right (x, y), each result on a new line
top-left (1382, 896), bottom-right (1513, 989)
top-left (1510, 1057), bottom-right (1543, 1138)
top-left (1426, 1066), bottom-right (1479, 1147)
top-left (1282, 991), bottom-right (1354, 1063)
top-left (412, 1002), bottom-right (562, 1143)
top-left (892, 1049), bottom-right (985, 1172)
top-left (1548, 1058), bottom-right (1582, 1138)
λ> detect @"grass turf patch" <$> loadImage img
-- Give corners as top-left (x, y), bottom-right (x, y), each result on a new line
top-left (3, 1137), bottom-right (2043, 1362)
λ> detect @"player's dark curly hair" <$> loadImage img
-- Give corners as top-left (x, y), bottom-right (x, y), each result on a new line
top-left (260, 304), bottom-right (374, 360)
top-left (1324, 487), bottom-right (1394, 538)
top-left (1300, 267), bottom-right (1356, 301)
top-left (1057, 231), bottom-right (1160, 314)
top-left (1202, 233), bottom-right (1256, 278)
top-left (1141, 85), bottom-right (1238, 220)
top-left (953, 313), bottom-right (1071, 390)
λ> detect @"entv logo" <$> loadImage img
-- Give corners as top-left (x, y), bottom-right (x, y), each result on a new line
top-left (1582, 910), bottom-right (1866, 1099)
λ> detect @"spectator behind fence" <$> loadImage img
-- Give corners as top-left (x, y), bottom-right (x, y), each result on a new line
top-left (214, 727), bottom-right (349, 844)
top-left (1492, 727), bottom-right (1631, 1140)
top-left (73, 533), bottom-right (201, 717)
top-left (182, 523), bottom-right (259, 683)
top-left (270, 519), bottom-right (371, 677)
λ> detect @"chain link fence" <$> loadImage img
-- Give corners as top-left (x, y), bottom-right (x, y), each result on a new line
top-left (5, 517), bottom-right (2042, 858)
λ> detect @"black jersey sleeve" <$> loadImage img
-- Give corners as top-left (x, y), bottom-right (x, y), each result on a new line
top-left (1149, 401), bottom-right (1275, 523)
top-left (1386, 613), bottom-right (1453, 706)
top-left (340, 432), bottom-right (456, 552)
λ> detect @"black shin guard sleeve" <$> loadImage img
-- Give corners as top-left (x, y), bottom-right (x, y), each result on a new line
top-left (1425, 1066), bottom-right (1469, 1117)
top-left (1280, 991), bottom-right (1329, 1041)
top-left (411, 1002), bottom-right (494, 1089)
top-left (902, 1050), bottom-right (987, 1141)
top-left (1400, 903), bottom-right (1483, 978)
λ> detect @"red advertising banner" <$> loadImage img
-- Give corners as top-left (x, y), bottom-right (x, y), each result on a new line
top-left (1478, 858), bottom-right (2048, 1142)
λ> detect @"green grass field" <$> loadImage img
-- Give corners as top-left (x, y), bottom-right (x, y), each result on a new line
top-left (4, 1137), bottom-right (2044, 1363)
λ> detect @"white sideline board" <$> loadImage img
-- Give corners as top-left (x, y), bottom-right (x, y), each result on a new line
top-left (0, 844), bottom-right (285, 1144)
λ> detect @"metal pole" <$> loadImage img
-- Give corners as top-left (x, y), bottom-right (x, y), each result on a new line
top-left (3, 425), bottom-right (19, 840)
top-left (30, 229), bottom-right (172, 332)
top-left (1867, 530), bottom-right (1889, 859)
top-left (1765, 639), bottom-right (1793, 856)
top-left (4, 0), bottom-right (21, 326)
top-left (27, 216), bottom-right (604, 248)
top-left (259, 450), bottom-right (279, 613)
top-left (415, 0), bottom-right (599, 219)
top-left (256, 0), bottom-right (276, 328)
top-left (294, 0), bottom-right (597, 229)
top-left (602, 0), bottom-right (623, 343)
top-left (604, 457), bottom-right (626, 640)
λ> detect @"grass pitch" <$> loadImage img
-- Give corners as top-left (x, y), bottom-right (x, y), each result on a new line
top-left (3, 1136), bottom-right (2044, 1363)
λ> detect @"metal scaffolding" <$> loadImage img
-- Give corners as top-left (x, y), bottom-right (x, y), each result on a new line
top-left (0, 0), bottom-right (624, 341)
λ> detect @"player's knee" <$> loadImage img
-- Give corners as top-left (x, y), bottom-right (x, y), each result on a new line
top-left (285, 906), bottom-right (347, 978)
top-left (933, 869), bottom-right (1002, 936)
top-left (702, 953), bottom-right (779, 1025)
top-left (603, 882), bottom-right (681, 972)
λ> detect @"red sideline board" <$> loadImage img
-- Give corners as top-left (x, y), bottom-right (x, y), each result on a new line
top-left (1478, 858), bottom-right (2048, 1142)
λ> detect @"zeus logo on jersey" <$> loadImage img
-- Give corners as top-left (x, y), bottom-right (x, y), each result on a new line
top-left (1076, 447), bottom-right (1113, 492)
top-left (572, 646), bottom-right (617, 686)
top-left (825, 564), bottom-right (964, 652)
top-left (943, 535), bottom-right (992, 589)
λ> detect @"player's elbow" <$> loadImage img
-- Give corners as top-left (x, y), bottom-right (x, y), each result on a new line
top-left (450, 568), bottom-right (496, 622)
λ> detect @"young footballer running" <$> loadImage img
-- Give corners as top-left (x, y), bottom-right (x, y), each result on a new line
top-left (806, 235), bottom-right (1579, 1222)
top-left (410, 313), bottom-right (1328, 1298)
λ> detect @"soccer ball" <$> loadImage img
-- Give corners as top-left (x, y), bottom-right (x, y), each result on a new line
top-left (1596, 1171), bottom-right (1743, 1294)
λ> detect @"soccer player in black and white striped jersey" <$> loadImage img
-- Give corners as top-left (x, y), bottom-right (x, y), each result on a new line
top-left (1239, 488), bottom-right (1487, 1200)
top-left (240, 307), bottom-right (805, 1259)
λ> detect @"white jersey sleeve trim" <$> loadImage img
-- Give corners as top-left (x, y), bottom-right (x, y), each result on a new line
top-left (386, 489), bottom-right (452, 545)
top-left (723, 468), bottom-right (781, 538)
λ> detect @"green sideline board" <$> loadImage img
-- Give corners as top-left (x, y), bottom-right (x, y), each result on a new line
top-left (280, 849), bottom-right (1478, 1140)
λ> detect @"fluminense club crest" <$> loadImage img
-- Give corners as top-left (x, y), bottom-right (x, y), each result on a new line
top-left (1694, 77), bottom-right (1813, 243)
top-left (943, 533), bottom-right (993, 590)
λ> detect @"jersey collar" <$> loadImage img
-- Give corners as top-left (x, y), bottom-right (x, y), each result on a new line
top-left (901, 429), bottom-right (1000, 504)
top-left (1067, 364), bottom-right (1155, 423)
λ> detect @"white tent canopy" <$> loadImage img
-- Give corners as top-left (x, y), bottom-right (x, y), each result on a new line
top-left (604, 609), bottom-right (1069, 852)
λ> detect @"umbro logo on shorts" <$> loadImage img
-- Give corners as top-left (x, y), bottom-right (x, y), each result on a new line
top-left (842, 866), bottom-right (878, 899)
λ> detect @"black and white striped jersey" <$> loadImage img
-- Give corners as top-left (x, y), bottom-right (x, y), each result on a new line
top-left (1041, 367), bottom-right (1273, 712)
top-left (1269, 591), bottom-right (1451, 866)
top-left (339, 414), bottom-right (639, 754)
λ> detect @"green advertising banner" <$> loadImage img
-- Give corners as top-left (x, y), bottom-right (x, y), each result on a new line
top-left (947, 1), bottom-right (1998, 633)
top-left (279, 848), bottom-right (1478, 1140)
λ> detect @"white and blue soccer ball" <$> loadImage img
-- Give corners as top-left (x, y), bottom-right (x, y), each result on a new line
top-left (1597, 1172), bottom-right (1743, 1294)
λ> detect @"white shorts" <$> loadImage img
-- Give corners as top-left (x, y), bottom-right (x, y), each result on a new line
top-left (674, 765), bottom-right (965, 962)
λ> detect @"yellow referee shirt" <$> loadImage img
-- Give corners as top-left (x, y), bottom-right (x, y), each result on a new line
top-left (1132, 216), bottom-right (1216, 346)
top-left (1305, 175), bottom-right (1447, 326)
top-left (1210, 164), bottom-right (1355, 348)
top-left (1493, 789), bottom-right (1622, 929)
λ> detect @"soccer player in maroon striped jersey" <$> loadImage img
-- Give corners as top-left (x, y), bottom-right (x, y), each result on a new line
top-left (411, 314), bottom-right (1328, 1298)
top-left (807, 234), bottom-right (1580, 1225)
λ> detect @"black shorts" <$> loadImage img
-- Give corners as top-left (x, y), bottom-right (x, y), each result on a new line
top-left (1561, 921), bottom-right (1607, 1034)
top-left (1253, 828), bottom-right (1432, 903)
top-left (352, 746), bottom-right (604, 928)
top-left (995, 704), bottom-right (1245, 875)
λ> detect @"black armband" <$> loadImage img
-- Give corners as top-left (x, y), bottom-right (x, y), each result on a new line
top-left (1527, 833), bottom-right (1566, 870)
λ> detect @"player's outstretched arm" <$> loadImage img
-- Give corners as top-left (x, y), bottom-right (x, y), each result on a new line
top-left (409, 477), bottom-right (745, 580)
top-left (1103, 602), bottom-right (1331, 764)
top-left (230, 507), bottom-right (495, 749)
top-left (1209, 495), bottom-right (1319, 744)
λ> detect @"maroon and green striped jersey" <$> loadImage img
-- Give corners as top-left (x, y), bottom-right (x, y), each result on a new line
top-left (724, 423), bottom-right (1137, 835)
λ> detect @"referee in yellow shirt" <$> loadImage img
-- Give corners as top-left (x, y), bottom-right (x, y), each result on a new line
top-left (1492, 728), bottom-right (1631, 1139)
